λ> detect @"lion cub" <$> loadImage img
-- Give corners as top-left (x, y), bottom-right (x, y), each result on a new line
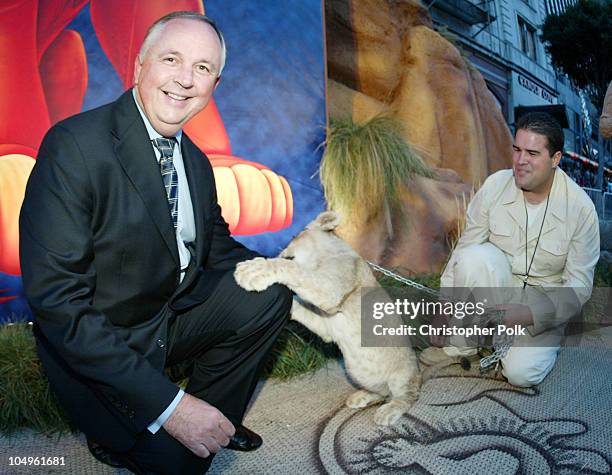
top-left (234, 211), bottom-right (421, 425)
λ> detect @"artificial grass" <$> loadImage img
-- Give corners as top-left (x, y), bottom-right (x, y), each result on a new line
top-left (594, 258), bottom-right (612, 287)
top-left (0, 324), bottom-right (70, 434)
top-left (377, 272), bottom-right (441, 290)
top-left (263, 321), bottom-right (339, 381)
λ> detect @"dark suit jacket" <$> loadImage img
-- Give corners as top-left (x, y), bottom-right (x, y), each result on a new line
top-left (19, 90), bottom-right (257, 450)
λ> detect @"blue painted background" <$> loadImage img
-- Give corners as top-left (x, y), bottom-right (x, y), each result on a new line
top-left (0, 1), bottom-right (326, 323)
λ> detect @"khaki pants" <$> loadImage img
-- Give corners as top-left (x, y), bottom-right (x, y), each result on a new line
top-left (441, 243), bottom-right (560, 387)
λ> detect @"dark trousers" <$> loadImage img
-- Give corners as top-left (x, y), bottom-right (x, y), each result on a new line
top-left (118, 272), bottom-right (292, 474)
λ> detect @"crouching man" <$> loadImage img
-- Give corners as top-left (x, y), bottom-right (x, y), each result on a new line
top-left (20, 12), bottom-right (291, 474)
top-left (420, 112), bottom-right (599, 387)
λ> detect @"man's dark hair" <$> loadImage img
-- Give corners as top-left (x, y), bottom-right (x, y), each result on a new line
top-left (515, 112), bottom-right (564, 157)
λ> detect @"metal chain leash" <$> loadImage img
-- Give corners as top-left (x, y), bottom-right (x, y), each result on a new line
top-left (367, 261), bottom-right (440, 298)
top-left (478, 309), bottom-right (514, 371)
top-left (366, 261), bottom-right (513, 370)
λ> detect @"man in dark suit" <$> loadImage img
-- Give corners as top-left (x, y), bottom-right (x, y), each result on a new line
top-left (19, 12), bottom-right (292, 474)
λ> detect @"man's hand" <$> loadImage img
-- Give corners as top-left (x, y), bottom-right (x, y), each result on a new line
top-left (163, 393), bottom-right (235, 458)
top-left (493, 303), bottom-right (534, 328)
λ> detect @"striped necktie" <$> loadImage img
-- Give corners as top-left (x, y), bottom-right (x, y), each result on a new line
top-left (152, 137), bottom-right (179, 228)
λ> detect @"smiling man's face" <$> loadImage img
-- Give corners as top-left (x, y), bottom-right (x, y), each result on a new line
top-left (133, 18), bottom-right (221, 137)
top-left (512, 128), bottom-right (561, 201)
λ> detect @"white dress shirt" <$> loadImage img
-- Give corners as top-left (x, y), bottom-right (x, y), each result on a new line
top-left (132, 91), bottom-right (189, 433)
top-left (132, 90), bottom-right (196, 283)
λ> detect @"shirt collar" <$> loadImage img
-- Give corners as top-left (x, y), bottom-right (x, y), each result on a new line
top-left (502, 167), bottom-right (567, 221)
top-left (132, 89), bottom-right (182, 145)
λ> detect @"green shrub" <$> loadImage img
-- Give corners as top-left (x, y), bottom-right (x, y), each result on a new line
top-left (594, 259), bottom-right (612, 287)
top-left (321, 116), bottom-right (435, 234)
top-left (263, 321), bottom-right (339, 381)
top-left (0, 324), bottom-right (70, 434)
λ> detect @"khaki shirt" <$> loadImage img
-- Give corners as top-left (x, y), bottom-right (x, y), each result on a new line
top-left (442, 168), bottom-right (600, 334)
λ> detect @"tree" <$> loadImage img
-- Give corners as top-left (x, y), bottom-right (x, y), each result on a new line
top-left (542, 0), bottom-right (612, 109)
top-left (542, 0), bottom-right (612, 190)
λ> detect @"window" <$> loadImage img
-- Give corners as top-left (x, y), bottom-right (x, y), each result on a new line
top-left (518, 17), bottom-right (537, 61)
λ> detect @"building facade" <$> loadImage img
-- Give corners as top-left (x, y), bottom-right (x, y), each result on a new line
top-left (427, 0), bottom-right (610, 181)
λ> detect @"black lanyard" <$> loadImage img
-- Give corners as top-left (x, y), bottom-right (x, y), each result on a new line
top-left (522, 193), bottom-right (551, 289)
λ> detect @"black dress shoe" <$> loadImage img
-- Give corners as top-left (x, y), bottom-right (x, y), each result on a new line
top-left (227, 425), bottom-right (263, 452)
top-left (86, 437), bottom-right (125, 468)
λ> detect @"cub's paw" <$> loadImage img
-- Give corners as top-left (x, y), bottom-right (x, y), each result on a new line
top-left (374, 400), bottom-right (409, 426)
top-left (346, 390), bottom-right (385, 409)
top-left (234, 258), bottom-right (276, 292)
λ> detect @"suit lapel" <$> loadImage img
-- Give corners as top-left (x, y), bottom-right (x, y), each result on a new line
top-left (110, 91), bottom-right (180, 266)
top-left (180, 134), bottom-right (212, 267)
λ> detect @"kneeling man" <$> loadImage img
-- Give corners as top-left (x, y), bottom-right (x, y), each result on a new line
top-left (420, 112), bottom-right (599, 387)
top-left (20, 12), bottom-right (291, 474)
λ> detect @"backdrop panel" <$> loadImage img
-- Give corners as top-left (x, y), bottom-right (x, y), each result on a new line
top-left (0, 0), bottom-right (326, 322)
